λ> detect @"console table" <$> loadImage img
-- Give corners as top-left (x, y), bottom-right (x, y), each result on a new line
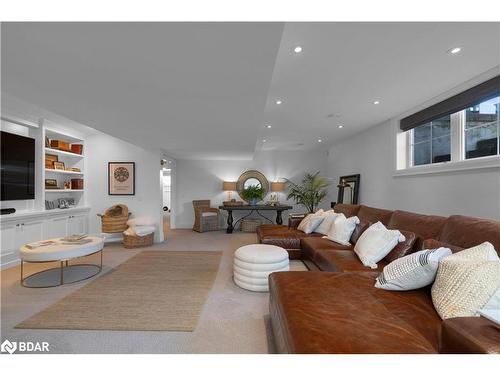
top-left (218, 204), bottom-right (293, 233)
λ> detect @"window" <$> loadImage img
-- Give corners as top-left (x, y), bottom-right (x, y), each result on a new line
top-left (399, 76), bottom-right (500, 171)
top-left (411, 115), bottom-right (451, 166)
top-left (464, 95), bottom-right (499, 159)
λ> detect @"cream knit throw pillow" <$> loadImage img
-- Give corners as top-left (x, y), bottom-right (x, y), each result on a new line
top-left (431, 242), bottom-right (500, 320)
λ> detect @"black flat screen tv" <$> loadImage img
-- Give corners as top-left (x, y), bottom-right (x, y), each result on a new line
top-left (1, 131), bottom-right (35, 201)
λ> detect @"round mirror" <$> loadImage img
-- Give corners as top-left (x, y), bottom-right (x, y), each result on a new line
top-left (243, 178), bottom-right (261, 189)
top-left (236, 170), bottom-right (269, 203)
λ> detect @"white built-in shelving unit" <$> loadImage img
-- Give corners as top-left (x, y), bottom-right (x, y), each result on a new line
top-left (1, 118), bottom-right (91, 269)
top-left (43, 128), bottom-right (86, 209)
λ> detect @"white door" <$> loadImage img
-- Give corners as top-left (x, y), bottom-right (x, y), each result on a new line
top-left (68, 214), bottom-right (88, 235)
top-left (45, 215), bottom-right (69, 239)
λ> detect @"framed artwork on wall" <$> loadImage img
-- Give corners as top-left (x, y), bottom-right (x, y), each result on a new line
top-left (337, 174), bottom-right (360, 205)
top-left (108, 162), bottom-right (135, 195)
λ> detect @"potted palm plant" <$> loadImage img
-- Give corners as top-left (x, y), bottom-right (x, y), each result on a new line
top-left (240, 184), bottom-right (264, 205)
top-left (285, 172), bottom-right (330, 213)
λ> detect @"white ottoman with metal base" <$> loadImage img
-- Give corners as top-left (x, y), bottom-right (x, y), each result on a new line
top-left (233, 244), bottom-right (289, 292)
top-left (20, 236), bottom-right (104, 288)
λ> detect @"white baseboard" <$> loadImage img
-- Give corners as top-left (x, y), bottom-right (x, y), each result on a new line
top-left (1, 258), bottom-right (20, 270)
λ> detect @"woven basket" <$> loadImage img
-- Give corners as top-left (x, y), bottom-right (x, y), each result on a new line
top-left (98, 204), bottom-right (130, 233)
top-left (241, 218), bottom-right (261, 233)
top-left (123, 232), bottom-right (154, 249)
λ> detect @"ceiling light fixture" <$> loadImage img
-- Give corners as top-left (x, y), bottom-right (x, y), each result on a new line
top-left (262, 139), bottom-right (267, 142)
top-left (276, 100), bottom-right (282, 105)
top-left (294, 46), bottom-right (303, 53)
top-left (373, 100), bottom-right (380, 105)
top-left (317, 139), bottom-right (322, 143)
top-left (338, 125), bottom-right (344, 129)
top-left (449, 47), bottom-right (462, 54)
top-left (266, 124), bottom-right (272, 129)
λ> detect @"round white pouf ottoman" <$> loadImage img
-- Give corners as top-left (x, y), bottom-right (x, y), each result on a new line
top-left (233, 244), bottom-right (289, 292)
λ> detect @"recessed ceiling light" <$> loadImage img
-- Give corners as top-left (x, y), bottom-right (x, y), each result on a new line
top-left (317, 139), bottom-right (322, 143)
top-left (276, 100), bottom-right (282, 105)
top-left (449, 47), bottom-right (462, 54)
top-left (373, 100), bottom-right (380, 105)
top-left (294, 46), bottom-right (303, 53)
top-left (262, 139), bottom-right (267, 142)
top-left (266, 124), bottom-right (272, 129)
top-left (338, 125), bottom-right (344, 129)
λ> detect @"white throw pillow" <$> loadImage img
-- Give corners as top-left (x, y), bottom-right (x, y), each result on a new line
top-left (431, 242), bottom-right (500, 320)
top-left (375, 247), bottom-right (452, 291)
top-left (479, 288), bottom-right (500, 325)
top-left (297, 212), bottom-right (325, 234)
top-left (354, 221), bottom-right (405, 269)
top-left (322, 214), bottom-right (359, 246)
top-left (127, 216), bottom-right (156, 227)
top-left (314, 211), bottom-right (340, 235)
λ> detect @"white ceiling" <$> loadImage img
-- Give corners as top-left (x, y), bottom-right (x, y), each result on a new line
top-left (2, 22), bottom-right (500, 159)
top-left (258, 22), bottom-right (500, 152)
top-left (1, 22), bottom-right (284, 159)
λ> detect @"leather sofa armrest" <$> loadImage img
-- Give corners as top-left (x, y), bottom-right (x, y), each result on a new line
top-left (440, 316), bottom-right (500, 354)
top-left (288, 214), bottom-right (306, 228)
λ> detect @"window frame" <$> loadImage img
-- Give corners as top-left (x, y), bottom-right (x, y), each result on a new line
top-left (400, 105), bottom-right (500, 174)
top-left (408, 117), bottom-right (452, 167)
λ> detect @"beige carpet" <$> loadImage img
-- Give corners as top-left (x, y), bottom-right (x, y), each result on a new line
top-left (16, 251), bottom-right (222, 331)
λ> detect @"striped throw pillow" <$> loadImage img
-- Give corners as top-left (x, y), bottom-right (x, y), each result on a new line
top-left (375, 247), bottom-right (452, 291)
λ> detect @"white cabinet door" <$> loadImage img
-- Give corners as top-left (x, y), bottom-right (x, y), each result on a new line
top-left (45, 215), bottom-right (69, 239)
top-left (68, 214), bottom-right (88, 235)
top-left (1, 221), bottom-right (19, 268)
top-left (17, 219), bottom-right (45, 249)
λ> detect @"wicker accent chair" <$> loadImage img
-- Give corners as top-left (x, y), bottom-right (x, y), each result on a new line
top-left (193, 200), bottom-right (220, 232)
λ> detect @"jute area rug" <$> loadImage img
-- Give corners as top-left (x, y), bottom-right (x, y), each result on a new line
top-left (16, 251), bottom-right (222, 331)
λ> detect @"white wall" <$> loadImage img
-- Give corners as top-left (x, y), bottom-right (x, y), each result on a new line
top-left (86, 133), bottom-right (164, 242)
top-left (327, 120), bottom-right (500, 219)
top-left (174, 150), bottom-right (330, 228)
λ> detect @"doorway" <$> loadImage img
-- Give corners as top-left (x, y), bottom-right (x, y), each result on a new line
top-left (161, 159), bottom-right (172, 237)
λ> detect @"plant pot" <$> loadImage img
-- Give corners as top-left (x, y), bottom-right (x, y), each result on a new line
top-left (248, 198), bottom-right (258, 205)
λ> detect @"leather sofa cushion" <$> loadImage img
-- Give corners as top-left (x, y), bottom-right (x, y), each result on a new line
top-left (440, 317), bottom-right (500, 353)
top-left (333, 203), bottom-right (361, 218)
top-left (257, 225), bottom-right (322, 250)
top-left (388, 210), bottom-right (447, 250)
top-left (357, 205), bottom-right (393, 225)
top-left (269, 271), bottom-right (439, 353)
top-left (383, 229), bottom-right (417, 263)
top-left (439, 215), bottom-right (500, 253)
top-left (314, 249), bottom-right (387, 272)
top-left (301, 237), bottom-right (353, 261)
top-left (423, 238), bottom-right (464, 254)
top-left (288, 215), bottom-right (306, 228)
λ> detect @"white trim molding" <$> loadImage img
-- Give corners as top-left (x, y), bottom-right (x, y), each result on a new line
top-left (394, 154), bottom-right (500, 177)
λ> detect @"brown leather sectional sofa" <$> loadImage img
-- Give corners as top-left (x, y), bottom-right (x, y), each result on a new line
top-left (256, 203), bottom-right (500, 354)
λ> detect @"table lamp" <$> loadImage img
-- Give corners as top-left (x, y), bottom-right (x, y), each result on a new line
top-left (271, 181), bottom-right (285, 204)
top-left (223, 181), bottom-right (237, 201)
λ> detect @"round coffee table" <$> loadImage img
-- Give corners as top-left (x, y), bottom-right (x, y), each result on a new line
top-left (20, 236), bottom-right (104, 288)
top-left (233, 244), bottom-right (289, 292)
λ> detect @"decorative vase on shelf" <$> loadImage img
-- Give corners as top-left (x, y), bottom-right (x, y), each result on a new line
top-left (249, 198), bottom-right (258, 206)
